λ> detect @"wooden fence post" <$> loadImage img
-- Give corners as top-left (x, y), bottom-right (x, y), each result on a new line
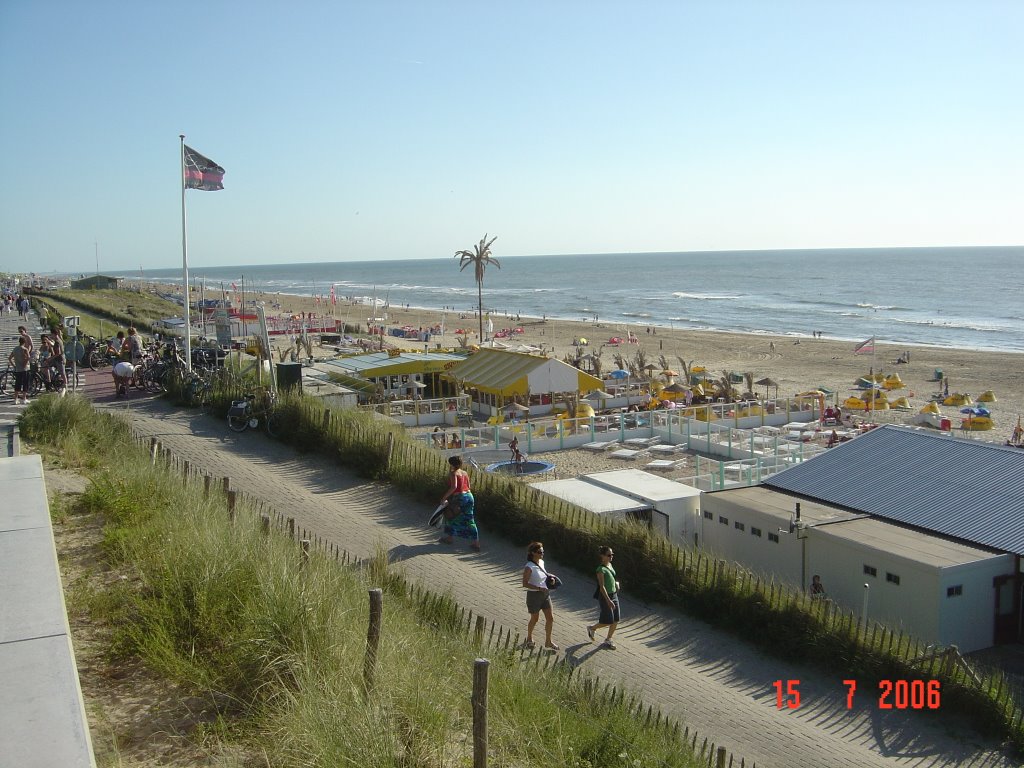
top-left (182, 460), bottom-right (190, 485)
top-left (364, 588), bottom-right (383, 693)
top-left (288, 517), bottom-right (295, 539)
top-left (383, 432), bottom-right (395, 473)
top-left (261, 514), bottom-right (270, 534)
top-left (301, 539), bottom-right (310, 567)
top-left (474, 615), bottom-right (486, 646)
top-left (149, 437), bottom-right (158, 465)
top-left (222, 476), bottom-right (230, 494)
top-left (472, 658), bottom-right (490, 768)
top-left (716, 745), bottom-right (726, 767)
top-left (322, 410), bottom-right (331, 431)
top-left (203, 474), bottom-right (212, 498)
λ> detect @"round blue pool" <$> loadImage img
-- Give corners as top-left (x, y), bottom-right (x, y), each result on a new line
top-left (484, 459), bottom-right (556, 476)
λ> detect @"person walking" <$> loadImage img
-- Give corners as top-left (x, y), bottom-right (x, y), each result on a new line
top-left (438, 455), bottom-right (480, 551)
top-left (7, 336), bottom-right (32, 405)
top-left (587, 545), bottom-right (620, 649)
top-left (522, 541), bottom-right (558, 650)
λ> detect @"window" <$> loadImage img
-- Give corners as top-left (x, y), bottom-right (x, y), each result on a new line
top-left (768, 532), bottom-right (780, 543)
top-left (886, 572), bottom-right (901, 585)
top-left (751, 527), bottom-right (762, 537)
top-left (719, 516), bottom-right (729, 526)
top-left (734, 521), bottom-right (745, 532)
top-left (704, 511), bottom-right (713, 520)
top-left (947, 585), bottom-right (963, 598)
top-left (863, 565), bottom-right (877, 577)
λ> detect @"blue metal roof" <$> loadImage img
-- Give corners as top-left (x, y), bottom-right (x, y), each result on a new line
top-left (763, 425), bottom-right (1024, 555)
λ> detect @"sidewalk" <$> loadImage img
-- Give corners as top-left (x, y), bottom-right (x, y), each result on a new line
top-left (90, 394), bottom-right (1014, 768)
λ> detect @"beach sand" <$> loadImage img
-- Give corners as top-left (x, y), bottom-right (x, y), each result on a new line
top-left (186, 286), bottom-right (1024, 447)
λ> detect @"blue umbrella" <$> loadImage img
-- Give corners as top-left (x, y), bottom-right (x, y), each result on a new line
top-left (960, 406), bottom-right (990, 416)
top-left (608, 369), bottom-right (630, 379)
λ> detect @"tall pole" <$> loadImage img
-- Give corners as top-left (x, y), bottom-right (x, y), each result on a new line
top-left (179, 134), bottom-right (192, 370)
top-left (94, 241), bottom-right (99, 278)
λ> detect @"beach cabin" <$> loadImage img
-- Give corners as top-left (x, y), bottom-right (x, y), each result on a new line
top-left (580, 469), bottom-right (702, 545)
top-left (444, 348), bottom-right (603, 419)
top-left (532, 478), bottom-right (653, 529)
top-left (700, 426), bottom-right (1024, 652)
top-left (70, 274), bottom-right (122, 290)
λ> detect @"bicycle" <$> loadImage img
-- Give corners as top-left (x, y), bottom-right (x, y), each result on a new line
top-left (226, 390), bottom-right (281, 437)
top-left (0, 365), bottom-right (46, 398)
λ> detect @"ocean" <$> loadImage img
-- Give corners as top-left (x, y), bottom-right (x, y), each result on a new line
top-left (115, 246), bottom-right (1024, 353)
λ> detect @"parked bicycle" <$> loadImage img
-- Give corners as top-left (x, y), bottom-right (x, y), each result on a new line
top-left (227, 390), bottom-right (280, 437)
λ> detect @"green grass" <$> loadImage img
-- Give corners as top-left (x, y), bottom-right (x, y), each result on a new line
top-left (27, 399), bottom-right (707, 767)
top-left (30, 288), bottom-right (183, 337)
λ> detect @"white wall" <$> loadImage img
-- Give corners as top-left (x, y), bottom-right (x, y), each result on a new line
top-left (699, 496), bottom-right (801, 587)
top-left (938, 559), bottom-right (1012, 653)
top-left (809, 536), bottom-right (941, 644)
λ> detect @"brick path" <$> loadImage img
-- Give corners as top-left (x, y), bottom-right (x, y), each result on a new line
top-left (87, 383), bottom-right (1014, 768)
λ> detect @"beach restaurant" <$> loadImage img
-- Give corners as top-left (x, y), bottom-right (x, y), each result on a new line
top-left (444, 348), bottom-right (603, 418)
top-left (314, 350), bottom-right (468, 400)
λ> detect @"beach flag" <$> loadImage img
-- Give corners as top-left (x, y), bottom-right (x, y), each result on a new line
top-left (330, 284), bottom-right (336, 306)
top-left (854, 336), bottom-right (875, 355)
top-left (183, 145), bottom-right (225, 191)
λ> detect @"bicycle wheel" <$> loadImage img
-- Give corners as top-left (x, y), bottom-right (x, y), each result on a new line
top-left (88, 350), bottom-right (107, 370)
top-left (227, 411), bottom-right (250, 432)
top-left (29, 372), bottom-right (46, 396)
top-left (185, 378), bottom-right (209, 407)
top-left (264, 411), bottom-right (281, 439)
top-left (0, 370), bottom-right (8, 395)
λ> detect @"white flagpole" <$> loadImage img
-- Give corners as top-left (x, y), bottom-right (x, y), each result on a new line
top-left (179, 134), bottom-right (192, 370)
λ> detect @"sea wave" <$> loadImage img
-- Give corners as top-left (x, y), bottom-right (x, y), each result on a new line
top-left (671, 292), bottom-right (744, 300)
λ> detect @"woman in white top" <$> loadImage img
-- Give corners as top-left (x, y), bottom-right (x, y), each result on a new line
top-left (521, 541), bottom-right (558, 651)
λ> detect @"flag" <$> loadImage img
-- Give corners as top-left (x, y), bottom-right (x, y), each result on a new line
top-left (183, 145), bottom-right (225, 191)
top-left (330, 284), bottom-right (337, 306)
top-left (854, 337), bottom-right (875, 355)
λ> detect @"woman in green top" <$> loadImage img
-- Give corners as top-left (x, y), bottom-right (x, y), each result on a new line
top-left (586, 545), bottom-right (620, 650)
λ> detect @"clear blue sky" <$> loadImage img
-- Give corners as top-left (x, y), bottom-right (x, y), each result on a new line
top-left (1, 1), bottom-right (1021, 273)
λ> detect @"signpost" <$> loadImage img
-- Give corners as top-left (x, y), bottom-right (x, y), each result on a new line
top-left (63, 316), bottom-right (81, 392)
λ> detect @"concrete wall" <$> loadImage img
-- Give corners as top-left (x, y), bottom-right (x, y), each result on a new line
top-left (937, 558), bottom-right (1012, 652)
top-left (699, 495), bottom-right (801, 587)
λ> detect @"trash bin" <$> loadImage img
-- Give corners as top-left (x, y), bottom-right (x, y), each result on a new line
top-left (934, 368), bottom-right (944, 380)
top-left (940, 418), bottom-right (951, 431)
top-left (276, 362), bottom-right (302, 393)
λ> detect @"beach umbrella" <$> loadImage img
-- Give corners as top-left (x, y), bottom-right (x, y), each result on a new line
top-left (960, 406), bottom-right (990, 417)
top-left (755, 377), bottom-right (779, 399)
top-left (661, 369), bottom-right (679, 377)
top-left (608, 369), bottom-right (629, 379)
top-left (507, 402), bottom-right (530, 411)
top-left (662, 382), bottom-right (690, 394)
top-left (584, 389), bottom-right (615, 399)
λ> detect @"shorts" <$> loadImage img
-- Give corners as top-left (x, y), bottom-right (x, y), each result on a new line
top-left (113, 361), bottom-right (135, 378)
top-left (598, 593), bottom-right (620, 625)
top-left (526, 590), bottom-right (551, 615)
top-left (13, 370), bottom-right (30, 393)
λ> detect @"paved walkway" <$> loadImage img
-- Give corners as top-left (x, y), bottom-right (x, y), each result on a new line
top-left (85, 385), bottom-right (1014, 768)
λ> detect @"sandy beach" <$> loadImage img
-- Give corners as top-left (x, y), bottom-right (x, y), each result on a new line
top-left (177, 285), bottom-right (1024, 447)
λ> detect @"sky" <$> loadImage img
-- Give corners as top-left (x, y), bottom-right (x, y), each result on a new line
top-left (0, 1), bottom-right (1021, 274)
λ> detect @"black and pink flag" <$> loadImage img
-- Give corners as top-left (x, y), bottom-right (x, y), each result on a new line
top-left (184, 145), bottom-right (225, 191)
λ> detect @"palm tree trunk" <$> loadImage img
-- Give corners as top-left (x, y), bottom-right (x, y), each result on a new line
top-left (477, 281), bottom-right (484, 340)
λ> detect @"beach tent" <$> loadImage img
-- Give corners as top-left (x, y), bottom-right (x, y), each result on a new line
top-left (755, 377), bottom-right (779, 399)
top-left (445, 347), bottom-right (603, 404)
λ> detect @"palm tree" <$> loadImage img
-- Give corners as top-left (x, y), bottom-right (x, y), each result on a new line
top-left (454, 234), bottom-right (500, 341)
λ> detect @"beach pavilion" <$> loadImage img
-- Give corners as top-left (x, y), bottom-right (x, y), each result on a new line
top-left (445, 347), bottom-right (603, 418)
top-left (312, 350), bottom-right (468, 401)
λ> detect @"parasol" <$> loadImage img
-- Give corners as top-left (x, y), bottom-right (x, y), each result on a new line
top-left (960, 406), bottom-right (990, 417)
top-left (608, 369), bottom-right (629, 380)
top-left (755, 377), bottom-right (779, 399)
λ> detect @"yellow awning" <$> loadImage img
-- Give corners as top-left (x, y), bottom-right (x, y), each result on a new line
top-left (446, 348), bottom-right (602, 398)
